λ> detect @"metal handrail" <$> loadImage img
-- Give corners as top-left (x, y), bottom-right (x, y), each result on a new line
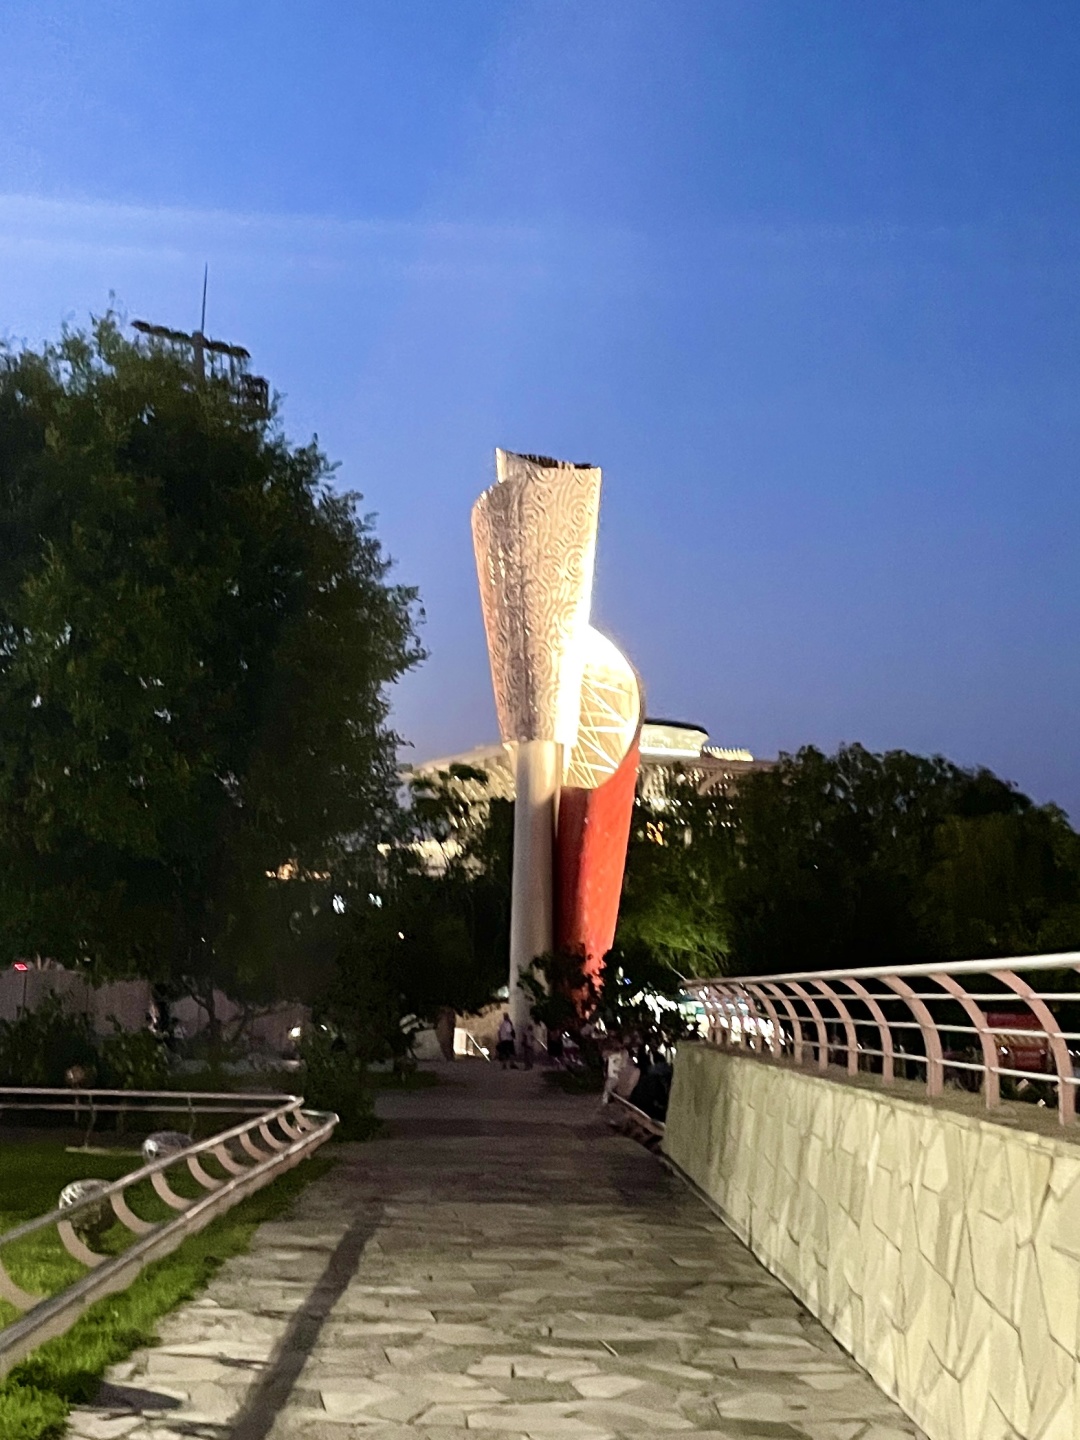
top-left (454, 1030), bottom-right (491, 1061)
top-left (0, 1087), bottom-right (337, 1377)
top-left (0, 1086), bottom-right (293, 1110)
top-left (607, 1090), bottom-right (665, 1138)
top-left (685, 951), bottom-right (1080, 1126)
top-left (0, 1083), bottom-right (308, 1148)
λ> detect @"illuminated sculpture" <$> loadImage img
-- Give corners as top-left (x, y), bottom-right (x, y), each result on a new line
top-left (472, 450), bottom-right (642, 1031)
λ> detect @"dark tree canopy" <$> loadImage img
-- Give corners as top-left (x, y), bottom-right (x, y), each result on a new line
top-left (616, 774), bottom-right (736, 976)
top-left (391, 765), bottom-right (513, 1018)
top-left (0, 316), bottom-right (422, 1011)
top-left (617, 743), bottom-right (1080, 981)
top-left (317, 766), bottom-right (513, 1058)
top-left (726, 744), bottom-right (1080, 973)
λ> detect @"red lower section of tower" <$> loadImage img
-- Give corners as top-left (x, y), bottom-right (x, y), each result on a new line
top-left (554, 738), bottom-right (640, 988)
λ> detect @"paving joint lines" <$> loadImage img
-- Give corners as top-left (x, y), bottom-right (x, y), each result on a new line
top-left (66, 1062), bottom-right (926, 1440)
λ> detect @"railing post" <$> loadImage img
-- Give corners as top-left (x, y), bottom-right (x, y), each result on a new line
top-left (936, 973), bottom-right (1000, 1109)
top-left (788, 982), bottom-right (830, 1072)
top-left (880, 975), bottom-right (945, 1097)
top-left (744, 983), bottom-right (785, 1057)
top-left (842, 978), bottom-right (895, 1086)
top-left (810, 979), bottom-right (860, 1076)
top-left (764, 983), bottom-right (807, 1067)
top-left (715, 985), bottom-right (738, 1049)
top-left (992, 969), bottom-right (1075, 1125)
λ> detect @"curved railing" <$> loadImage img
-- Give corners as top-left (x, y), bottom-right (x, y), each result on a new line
top-left (684, 951), bottom-right (1080, 1126)
top-left (0, 1087), bottom-right (336, 1377)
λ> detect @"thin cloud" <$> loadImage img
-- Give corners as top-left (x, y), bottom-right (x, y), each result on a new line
top-left (0, 191), bottom-right (546, 263)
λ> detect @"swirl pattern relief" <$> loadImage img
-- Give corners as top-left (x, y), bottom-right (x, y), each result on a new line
top-left (563, 626), bottom-right (643, 790)
top-left (471, 450), bottom-right (601, 746)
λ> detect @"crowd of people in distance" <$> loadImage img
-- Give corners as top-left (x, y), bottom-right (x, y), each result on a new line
top-left (493, 1010), bottom-right (677, 1122)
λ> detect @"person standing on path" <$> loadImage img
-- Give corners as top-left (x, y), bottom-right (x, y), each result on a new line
top-left (496, 1012), bottom-right (516, 1068)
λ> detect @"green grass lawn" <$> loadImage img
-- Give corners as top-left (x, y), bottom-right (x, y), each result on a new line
top-left (0, 1130), bottom-right (332, 1440)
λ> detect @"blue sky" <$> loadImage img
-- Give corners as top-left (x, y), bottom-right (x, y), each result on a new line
top-left (1, 2), bottom-right (1079, 812)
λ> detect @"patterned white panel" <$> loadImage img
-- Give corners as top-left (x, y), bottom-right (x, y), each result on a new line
top-left (563, 626), bottom-right (642, 790)
top-left (471, 450), bottom-right (601, 746)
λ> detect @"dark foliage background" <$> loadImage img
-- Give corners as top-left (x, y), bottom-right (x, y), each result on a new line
top-left (618, 742), bottom-right (1080, 980)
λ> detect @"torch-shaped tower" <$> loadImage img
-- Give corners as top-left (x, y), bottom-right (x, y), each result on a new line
top-left (472, 450), bottom-right (642, 1032)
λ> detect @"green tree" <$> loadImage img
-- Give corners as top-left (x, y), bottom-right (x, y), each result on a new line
top-left (521, 949), bottom-right (600, 1035)
top-left (316, 765), bottom-right (513, 1057)
top-left (919, 806), bottom-right (1080, 958)
top-left (391, 764), bottom-right (513, 1018)
top-left (595, 937), bottom-right (695, 1051)
top-left (521, 941), bottom-right (693, 1067)
top-left (0, 315), bottom-right (422, 1031)
top-left (616, 772), bottom-right (736, 975)
top-left (726, 743), bottom-right (1067, 973)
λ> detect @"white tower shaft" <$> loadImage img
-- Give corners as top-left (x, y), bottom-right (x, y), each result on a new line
top-left (507, 739), bottom-right (559, 1031)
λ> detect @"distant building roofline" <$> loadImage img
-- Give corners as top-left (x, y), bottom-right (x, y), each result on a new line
top-left (643, 717), bottom-right (707, 732)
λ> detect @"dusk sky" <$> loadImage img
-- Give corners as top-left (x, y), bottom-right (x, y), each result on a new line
top-left (1, 3), bottom-right (1078, 813)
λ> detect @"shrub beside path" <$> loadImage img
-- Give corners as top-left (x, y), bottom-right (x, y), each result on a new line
top-left (66, 1061), bottom-right (923, 1440)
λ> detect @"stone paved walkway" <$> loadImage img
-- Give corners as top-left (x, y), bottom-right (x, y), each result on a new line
top-left (67, 1062), bottom-right (924, 1440)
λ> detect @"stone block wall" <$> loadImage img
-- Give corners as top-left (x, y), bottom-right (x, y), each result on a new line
top-left (663, 1043), bottom-right (1080, 1440)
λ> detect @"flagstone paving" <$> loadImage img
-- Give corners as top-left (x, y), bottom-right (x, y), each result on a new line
top-left (66, 1063), bottom-right (925, 1440)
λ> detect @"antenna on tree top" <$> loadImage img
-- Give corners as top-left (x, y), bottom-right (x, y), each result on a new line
top-left (131, 270), bottom-right (269, 417)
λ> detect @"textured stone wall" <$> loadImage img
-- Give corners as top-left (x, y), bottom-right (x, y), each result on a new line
top-left (664, 1043), bottom-right (1080, 1440)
